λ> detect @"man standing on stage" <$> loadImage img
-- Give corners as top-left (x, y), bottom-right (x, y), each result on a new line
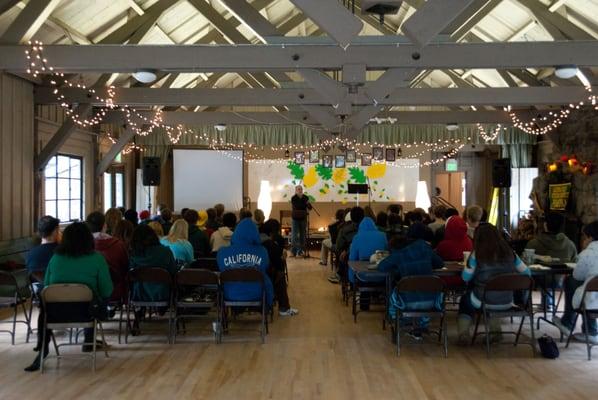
top-left (291, 185), bottom-right (312, 257)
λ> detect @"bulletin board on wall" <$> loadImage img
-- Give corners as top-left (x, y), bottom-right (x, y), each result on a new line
top-left (248, 160), bottom-right (420, 204)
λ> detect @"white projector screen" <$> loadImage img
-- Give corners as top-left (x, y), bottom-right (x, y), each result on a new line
top-left (173, 149), bottom-right (243, 212)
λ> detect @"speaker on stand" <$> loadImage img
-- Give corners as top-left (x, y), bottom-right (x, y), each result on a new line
top-left (492, 158), bottom-right (511, 233)
top-left (142, 157), bottom-right (161, 214)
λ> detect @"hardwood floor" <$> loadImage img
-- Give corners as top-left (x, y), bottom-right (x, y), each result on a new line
top-left (1, 256), bottom-right (597, 400)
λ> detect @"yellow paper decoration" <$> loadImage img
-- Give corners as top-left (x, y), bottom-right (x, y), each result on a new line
top-left (366, 163), bottom-right (387, 179)
top-left (303, 165), bottom-right (319, 188)
top-left (332, 168), bottom-right (348, 184)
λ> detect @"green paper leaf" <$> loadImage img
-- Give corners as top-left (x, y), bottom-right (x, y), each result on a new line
top-left (287, 161), bottom-right (304, 180)
top-left (315, 164), bottom-right (333, 180)
top-left (307, 194), bottom-right (316, 202)
top-left (348, 167), bottom-right (366, 183)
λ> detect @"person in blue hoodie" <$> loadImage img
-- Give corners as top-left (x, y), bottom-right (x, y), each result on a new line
top-left (378, 225), bottom-right (445, 336)
top-left (348, 217), bottom-right (388, 284)
top-left (217, 218), bottom-right (274, 308)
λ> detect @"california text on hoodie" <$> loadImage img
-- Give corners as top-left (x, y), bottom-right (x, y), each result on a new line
top-left (93, 232), bottom-right (129, 301)
top-left (216, 219), bottom-right (274, 306)
top-left (348, 217), bottom-right (388, 283)
top-left (525, 232), bottom-right (577, 262)
top-left (210, 226), bottom-right (234, 253)
top-left (435, 216), bottom-right (473, 261)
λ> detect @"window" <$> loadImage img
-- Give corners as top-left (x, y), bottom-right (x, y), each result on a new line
top-left (44, 154), bottom-right (83, 222)
top-left (104, 166), bottom-right (125, 212)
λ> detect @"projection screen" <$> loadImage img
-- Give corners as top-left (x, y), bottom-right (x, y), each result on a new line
top-left (173, 149), bottom-right (243, 212)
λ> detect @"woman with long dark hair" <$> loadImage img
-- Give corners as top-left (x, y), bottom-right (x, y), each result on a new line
top-left (25, 222), bottom-right (113, 372)
top-left (456, 223), bottom-right (530, 344)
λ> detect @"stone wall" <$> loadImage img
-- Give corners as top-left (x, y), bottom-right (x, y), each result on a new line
top-left (533, 109), bottom-right (598, 224)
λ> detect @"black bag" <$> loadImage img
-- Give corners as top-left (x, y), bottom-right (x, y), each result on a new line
top-left (538, 334), bottom-right (559, 359)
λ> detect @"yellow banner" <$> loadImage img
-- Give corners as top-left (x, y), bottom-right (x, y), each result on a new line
top-left (549, 183), bottom-right (571, 211)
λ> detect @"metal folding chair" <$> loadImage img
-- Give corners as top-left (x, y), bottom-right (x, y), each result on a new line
top-left (187, 257), bottom-right (219, 271)
top-left (565, 276), bottom-right (598, 360)
top-left (471, 274), bottom-right (536, 358)
top-left (125, 267), bottom-right (174, 344)
top-left (218, 268), bottom-right (267, 344)
top-left (0, 269), bottom-right (33, 344)
top-left (174, 268), bottom-right (220, 343)
top-left (394, 275), bottom-right (447, 357)
top-left (40, 284), bottom-right (108, 373)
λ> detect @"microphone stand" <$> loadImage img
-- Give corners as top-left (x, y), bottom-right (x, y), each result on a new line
top-left (303, 203), bottom-right (320, 259)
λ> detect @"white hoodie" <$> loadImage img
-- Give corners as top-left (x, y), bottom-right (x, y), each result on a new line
top-left (210, 226), bottom-right (234, 253)
top-left (572, 241), bottom-right (598, 310)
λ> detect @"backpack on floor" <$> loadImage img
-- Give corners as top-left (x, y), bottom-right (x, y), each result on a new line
top-left (538, 335), bottom-right (559, 359)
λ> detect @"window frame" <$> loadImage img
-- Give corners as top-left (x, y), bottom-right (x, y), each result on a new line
top-left (103, 165), bottom-right (126, 211)
top-left (44, 153), bottom-right (84, 222)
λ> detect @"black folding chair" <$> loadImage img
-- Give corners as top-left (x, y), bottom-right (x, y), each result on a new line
top-left (187, 257), bottom-right (219, 271)
top-left (125, 267), bottom-right (174, 344)
top-left (0, 269), bottom-right (32, 344)
top-left (565, 276), bottom-right (598, 360)
top-left (174, 268), bottom-right (220, 343)
top-left (394, 276), bottom-right (447, 357)
top-left (218, 268), bottom-right (267, 344)
top-left (471, 274), bottom-right (536, 358)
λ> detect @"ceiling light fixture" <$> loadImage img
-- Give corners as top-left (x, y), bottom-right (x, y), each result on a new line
top-left (554, 65), bottom-right (579, 79)
top-left (132, 69), bottom-right (157, 83)
top-left (446, 123), bottom-right (459, 131)
top-left (214, 123), bottom-right (227, 132)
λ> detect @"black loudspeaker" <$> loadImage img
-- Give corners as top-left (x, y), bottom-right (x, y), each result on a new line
top-left (142, 157), bottom-right (161, 186)
top-left (492, 158), bottom-right (512, 188)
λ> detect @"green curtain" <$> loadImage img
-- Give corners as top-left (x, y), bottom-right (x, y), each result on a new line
top-left (500, 144), bottom-right (534, 168)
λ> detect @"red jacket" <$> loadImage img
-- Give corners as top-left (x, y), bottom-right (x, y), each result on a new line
top-left (435, 216), bottom-right (473, 261)
top-left (94, 233), bottom-right (129, 302)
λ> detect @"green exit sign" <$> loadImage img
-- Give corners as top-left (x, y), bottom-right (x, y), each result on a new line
top-left (446, 158), bottom-right (458, 172)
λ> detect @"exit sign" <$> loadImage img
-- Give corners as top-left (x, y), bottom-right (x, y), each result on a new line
top-left (446, 158), bottom-right (458, 171)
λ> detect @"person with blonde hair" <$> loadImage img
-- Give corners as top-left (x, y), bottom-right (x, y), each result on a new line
top-left (148, 221), bottom-right (164, 238)
top-left (160, 219), bottom-right (194, 263)
top-left (105, 207), bottom-right (123, 235)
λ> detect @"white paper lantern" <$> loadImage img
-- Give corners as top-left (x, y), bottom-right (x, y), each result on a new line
top-left (257, 180), bottom-right (272, 220)
top-left (415, 180), bottom-right (431, 210)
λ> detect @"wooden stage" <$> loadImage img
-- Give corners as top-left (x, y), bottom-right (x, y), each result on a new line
top-left (0, 256), bottom-right (597, 400)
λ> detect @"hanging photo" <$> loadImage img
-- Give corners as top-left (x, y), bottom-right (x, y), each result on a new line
top-left (335, 155), bottom-right (346, 168)
top-left (294, 151), bottom-right (305, 165)
top-left (361, 153), bottom-right (372, 166)
top-left (322, 155), bottom-right (333, 168)
top-left (309, 150), bottom-right (319, 163)
top-left (372, 147), bottom-right (384, 161)
top-left (346, 149), bottom-right (356, 163)
top-left (385, 148), bottom-right (396, 162)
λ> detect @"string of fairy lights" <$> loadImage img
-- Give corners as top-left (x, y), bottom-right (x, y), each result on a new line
top-left (26, 41), bottom-right (597, 165)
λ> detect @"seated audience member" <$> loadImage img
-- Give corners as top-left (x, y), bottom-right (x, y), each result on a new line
top-left (139, 210), bottom-right (151, 225)
top-left (104, 208), bottom-right (122, 235)
top-left (159, 207), bottom-right (173, 235)
top-left (428, 205), bottom-right (447, 233)
top-left (117, 206), bottom-right (126, 216)
top-left (124, 209), bottom-right (139, 226)
top-left (465, 205), bottom-right (484, 240)
top-left (26, 216), bottom-right (60, 274)
top-left (435, 216), bottom-right (473, 261)
top-left (199, 209), bottom-right (209, 229)
top-left (331, 207), bottom-right (364, 283)
top-left (349, 217), bottom-right (388, 269)
top-left (378, 229), bottom-right (444, 333)
top-left (413, 208), bottom-right (432, 225)
top-left (214, 203), bottom-right (225, 225)
top-left (180, 208), bottom-right (189, 219)
top-left (387, 212), bottom-right (404, 238)
top-left (85, 211), bottom-right (129, 303)
top-left (130, 224), bottom-right (177, 302)
top-left (216, 218), bottom-right (274, 308)
top-left (253, 209), bottom-right (266, 231)
top-left (525, 211), bottom-right (577, 262)
top-left (432, 208), bottom-right (460, 248)
top-left (320, 209), bottom-right (345, 267)
top-left (553, 221), bottom-right (598, 343)
top-left (211, 212), bottom-right (236, 253)
top-left (205, 208), bottom-right (220, 232)
top-left (160, 219), bottom-right (194, 264)
top-left (364, 205), bottom-right (376, 220)
top-left (376, 211), bottom-right (388, 232)
top-left (239, 207), bottom-right (253, 220)
top-left (25, 222), bottom-right (113, 372)
top-left (387, 204), bottom-right (403, 220)
top-left (184, 209), bottom-right (210, 257)
top-left (262, 219), bottom-right (298, 316)
top-left (457, 224), bottom-right (530, 344)
top-left (148, 221), bottom-right (164, 238)
top-left (113, 219), bottom-right (135, 248)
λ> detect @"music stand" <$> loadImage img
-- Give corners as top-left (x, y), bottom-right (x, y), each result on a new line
top-left (347, 183), bottom-right (369, 206)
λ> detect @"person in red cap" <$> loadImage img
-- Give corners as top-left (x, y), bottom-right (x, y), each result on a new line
top-left (138, 210), bottom-right (151, 225)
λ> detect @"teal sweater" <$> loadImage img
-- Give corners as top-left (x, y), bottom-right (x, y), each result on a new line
top-left (44, 252), bottom-right (113, 300)
top-left (130, 244), bottom-right (177, 301)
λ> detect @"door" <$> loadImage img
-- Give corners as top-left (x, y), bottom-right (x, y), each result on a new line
top-left (435, 172), bottom-right (465, 213)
